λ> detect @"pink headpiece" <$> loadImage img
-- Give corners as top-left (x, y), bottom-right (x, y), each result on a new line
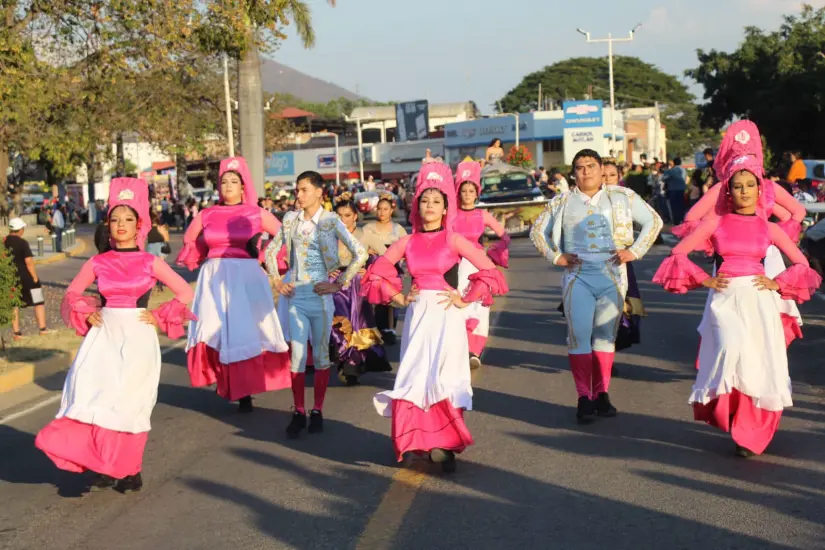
top-left (108, 177), bottom-right (151, 249)
top-left (219, 156), bottom-right (258, 205)
top-left (455, 160), bottom-right (481, 194)
top-left (410, 160), bottom-right (457, 234)
top-left (712, 120), bottom-right (774, 217)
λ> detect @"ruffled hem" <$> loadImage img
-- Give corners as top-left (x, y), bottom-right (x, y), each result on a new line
top-left (692, 389), bottom-right (783, 455)
top-left (187, 343), bottom-right (292, 401)
top-left (360, 257), bottom-right (402, 305)
top-left (487, 239), bottom-right (510, 268)
top-left (35, 418), bottom-right (147, 479)
top-left (175, 239), bottom-right (208, 271)
top-left (774, 264), bottom-right (822, 304)
top-left (390, 399), bottom-right (474, 462)
top-left (463, 268), bottom-right (508, 307)
top-left (60, 292), bottom-right (101, 336)
top-left (781, 313), bottom-right (803, 347)
top-left (152, 299), bottom-right (197, 339)
top-left (777, 219), bottom-right (802, 243)
top-left (467, 334), bottom-right (487, 356)
top-left (652, 254), bottom-right (710, 294)
top-left (688, 377), bottom-right (792, 412)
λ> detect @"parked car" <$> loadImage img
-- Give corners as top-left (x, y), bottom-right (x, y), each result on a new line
top-left (354, 190), bottom-right (401, 216)
top-left (477, 162), bottom-right (549, 238)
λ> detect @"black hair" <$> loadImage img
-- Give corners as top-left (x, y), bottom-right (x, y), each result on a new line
top-left (416, 187), bottom-right (449, 211)
top-left (703, 147), bottom-right (714, 156)
top-left (108, 204), bottom-right (139, 220)
top-left (673, 157), bottom-right (683, 166)
top-left (727, 169), bottom-right (762, 189)
top-left (459, 181), bottom-right (478, 194)
top-left (376, 196), bottom-right (395, 209)
top-left (221, 169), bottom-right (245, 186)
top-left (334, 199), bottom-right (357, 215)
top-left (96, 204), bottom-right (140, 253)
top-left (798, 178), bottom-right (813, 192)
top-left (488, 138), bottom-right (502, 147)
top-left (296, 170), bottom-right (325, 189)
top-left (572, 149), bottom-right (602, 167)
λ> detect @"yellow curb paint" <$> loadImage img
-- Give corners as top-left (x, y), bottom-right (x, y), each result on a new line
top-left (34, 236), bottom-right (87, 265)
top-left (355, 466), bottom-right (427, 549)
top-left (0, 363), bottom-right (36, 393)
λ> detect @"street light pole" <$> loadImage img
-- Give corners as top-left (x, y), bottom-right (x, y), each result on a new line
top-left (223, 53), bottom-right (235, 157)
top-left (577, 24), bottom-right (642, 153)
top-left (495, 112), bottom-right (520, 148)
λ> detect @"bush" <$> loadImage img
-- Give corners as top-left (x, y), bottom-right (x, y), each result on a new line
top-left (0, 242), bottom-right (22, 345)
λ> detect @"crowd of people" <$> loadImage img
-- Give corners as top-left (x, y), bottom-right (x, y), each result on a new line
top-left (27, 119), bottom-right (822, 494)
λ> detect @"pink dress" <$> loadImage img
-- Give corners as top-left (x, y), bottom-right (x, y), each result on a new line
top-left (452, 208), bottom-right (510, 355)
top-left (36, 250), bottom-right (195, 479)
top-left (361, 230), bottom-right (508, 460)
top-left (653, 214), bottom-right (820, 454)
top-left (178, 205), bottom-right (291, 401)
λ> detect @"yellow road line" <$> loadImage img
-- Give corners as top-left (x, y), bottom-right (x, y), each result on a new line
top-left (355, 465), bottom-right (428, 549)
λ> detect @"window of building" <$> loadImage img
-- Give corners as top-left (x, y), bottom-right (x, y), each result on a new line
top-left (544, 139), bottom-right (563, 152)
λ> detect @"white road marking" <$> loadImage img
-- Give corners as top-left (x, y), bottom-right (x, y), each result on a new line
top-left (0, 340), bottom-right (187, 426)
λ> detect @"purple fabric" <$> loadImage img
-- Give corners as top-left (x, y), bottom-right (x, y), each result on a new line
top-left (616, 262), bottom-right (642, 351)
top-left (330, 261), bottom-right (390, 376)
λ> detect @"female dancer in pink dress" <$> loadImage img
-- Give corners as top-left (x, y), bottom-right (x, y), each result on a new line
top-left (361, 159), bottom-right (508, 472)
top-left (653, 124), bottom-right (821, 457)
top-left (177, 157), bottom-right (290, 413)
top-left (36, 178), bottom-right (195, 492)
top-left (671, 121), bottom-right (808, 345)
top-left (452, 159), bottom-right (510, 369)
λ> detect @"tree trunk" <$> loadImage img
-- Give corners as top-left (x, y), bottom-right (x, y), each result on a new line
top-left (175, 151), bottom-right (189, 200)
top-left (0, 143), bottom-right (8, 222)
top-left (115, 133), bottom-right (125, 177)
top-left (238, 38), bottom-right (266, 198)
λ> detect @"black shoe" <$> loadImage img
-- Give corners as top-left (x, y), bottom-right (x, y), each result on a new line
top-left (308, 409), bottom-right (324, 434)
top-left (89, 473), bottom-right (116, 492)
top-left (736, 444), bottom-right (756, 458)
top-left (429, 448), bottom-right (456, 473)
top-left (115, 473), bottom-right (143, 494)
top-left (576, 396), bottom-right (597, 424)
top-left (469, 354), bottom-right (481, 371)
top-left (286, 411), bottom-right (307, 439)
top-left (595, 392), bottom-right (618, 417)
top-left (238, 396), bottom-right (254, 414)
top-left (381, 330), bottom-right (397, 346)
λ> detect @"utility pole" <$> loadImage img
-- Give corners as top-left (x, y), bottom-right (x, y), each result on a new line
top-left (577, 24), bottom-right (642, 152)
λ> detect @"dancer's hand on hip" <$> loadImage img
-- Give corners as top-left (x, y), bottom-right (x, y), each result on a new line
top-left (438, 289), bottom-right (468, 309)
top-left (753, 275), bottom-right (779, 291)
top-left (555, 253), bottom-right (581, 267)
top-left (610, 249), bottom-right (635, 265)
top-left (702, 274), bottom-right (730, 291)
top-left (314, 282), bottom-right (341, 295)
top-left (274, 280), bottom-right (295, 297)
top-left (86, 311), bottom-right (103, 328)
top-left (140, 310), bottom-right (158, 327)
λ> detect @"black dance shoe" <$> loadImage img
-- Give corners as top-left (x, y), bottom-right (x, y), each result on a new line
top-left (286, 411), bottom-right (307, 439)
top-left (735, 444), bottom-right (757, 458)
top-left (429, 448), bottom-right (457, 473)
top-left (89, 473), bottom-right (116, 492)
top-left (469, 354), bottom-right (482, 371)
top-left (595, 393), bottom-right (618, 417)
top-left (576, 396), bottom-right (597, 424)
top-left (308, 409), bottom-right (324, 434)
top-left (115, 473), bottom-right (143, 494)
top-left (381, 330), bottom-right (397, 346)
top-left (238, 396), bottom-right (254, 414)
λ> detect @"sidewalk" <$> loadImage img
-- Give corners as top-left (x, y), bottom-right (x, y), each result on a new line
top-left (0, 225), bottom-right (86, 265)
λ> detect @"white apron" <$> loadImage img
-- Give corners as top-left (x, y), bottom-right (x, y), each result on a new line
top-left (457, 258), bottom-right (490, 340)
top-left (187, 258), bottom-right (288, 363)
top-left (374, 290), bottom-right (472, 416)
top-left (57, 308), bottom-right (161, 434)
top-left (691, 277), bottom-right (792, 412)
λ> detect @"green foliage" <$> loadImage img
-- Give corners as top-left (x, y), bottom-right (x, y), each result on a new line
top-left (0, 242), bottom-right (22, 328)
top-left (498, 56), bottom-right (719, 158)
top-left (267, 93), bottom-right (394, 120)
top-left (688, 4), bottom-right (825, 159)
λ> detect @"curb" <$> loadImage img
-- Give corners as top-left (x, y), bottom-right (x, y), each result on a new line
top-left (0, 351), bottom-right (73, 394)
top-left (33, 236), bottom-right (88, 265)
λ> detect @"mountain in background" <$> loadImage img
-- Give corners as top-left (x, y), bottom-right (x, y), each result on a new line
top-left (261, 57), bottom-right (364, 103)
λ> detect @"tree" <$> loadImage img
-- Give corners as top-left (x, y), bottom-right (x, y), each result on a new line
top-left (0, 242), bottom-right (22, 349)
top-left (687, 4), bottom-right (825, 160)
top-left (498, 56), bottom-right (718, 158)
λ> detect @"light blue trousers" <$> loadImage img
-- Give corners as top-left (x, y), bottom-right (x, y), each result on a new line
top-left (562, 264), bottom-right (625, 354)
top-left (288, 285), bottom-right (334, 373)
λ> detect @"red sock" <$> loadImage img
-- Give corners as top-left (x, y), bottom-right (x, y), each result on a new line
top-left (313, 368), bottom-right (330, 411)
top-left (291, 372), bottom-right (306, 414)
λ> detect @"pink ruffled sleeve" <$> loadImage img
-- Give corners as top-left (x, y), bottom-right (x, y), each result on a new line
top-left (774, 264), bottom-right (822, 304)
top-left (776, 219), bottom-right (802, 243)
top-left (176, 213), bottom-right (207, 271)
top-left (61, 259), bottom-right (100, 336)
top-left (482, 211), bottom-right (510, 267)
top-left (652, 254), bottom-right (710, 294)
top-left (463, 269), bottom-right (509, 306)
top-left (683, 184), bottom-right (719, 223)
top-left (151, 258), bottom-right (197, 338)
top-left (360, 236), bottom-right (408, 305)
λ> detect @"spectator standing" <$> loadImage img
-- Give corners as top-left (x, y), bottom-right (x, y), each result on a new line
top-left (786, 151), bottom-right (807, 183)
top-left (663, 157), bottom-right (688, 225)
top-left (4, 218), bottom-right (51, 339)
top-left (51, 204), bottom-right (65, 252)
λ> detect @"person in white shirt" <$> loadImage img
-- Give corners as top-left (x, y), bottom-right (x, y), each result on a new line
top-left (51, 204), bottom-right (66, 252)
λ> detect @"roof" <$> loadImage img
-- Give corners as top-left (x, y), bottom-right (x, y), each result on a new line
top-left (152, 161), bottom-right (175, 171)
top-left (348, 102), bottom-right (479, 122)
top-left (276, 107), bottom-right (316, 119)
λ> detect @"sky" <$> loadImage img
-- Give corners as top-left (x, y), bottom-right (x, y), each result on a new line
top-left (275, 0), bottom-right (825, 114)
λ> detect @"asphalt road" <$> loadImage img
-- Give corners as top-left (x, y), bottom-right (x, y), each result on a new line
top-left (1, 238), bottom-right (825, 550)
